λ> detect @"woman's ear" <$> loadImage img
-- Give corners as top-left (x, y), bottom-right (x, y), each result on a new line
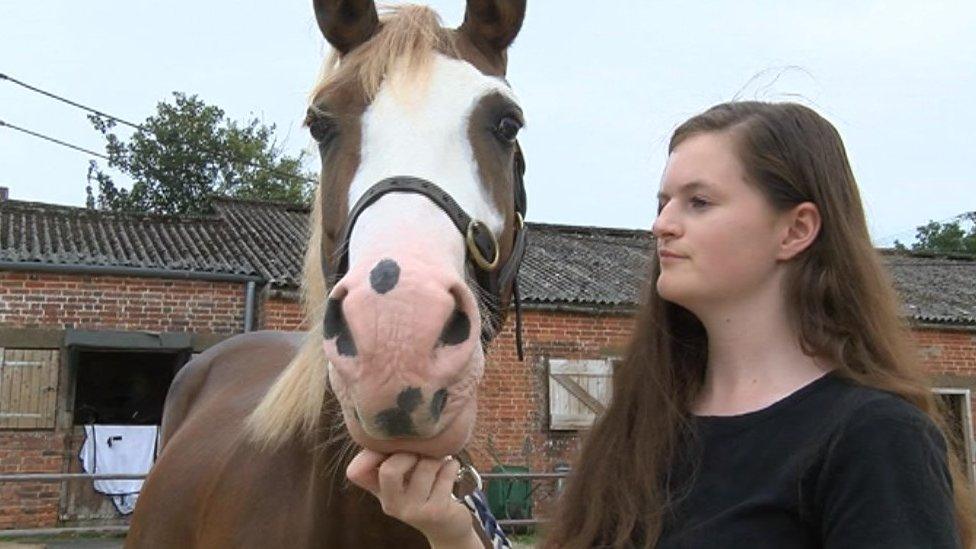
top-left (777, 202), bottom-right (821, 261)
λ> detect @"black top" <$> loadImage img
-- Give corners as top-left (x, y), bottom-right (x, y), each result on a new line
top-left (657, 372), bottom-right (961, 549)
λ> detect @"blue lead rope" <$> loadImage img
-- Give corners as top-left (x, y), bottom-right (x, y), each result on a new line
top-left (462, 489), bottom-right (513, 549)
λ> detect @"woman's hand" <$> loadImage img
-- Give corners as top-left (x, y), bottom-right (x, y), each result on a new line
top-left (346, 449), bottom-right (483, 549)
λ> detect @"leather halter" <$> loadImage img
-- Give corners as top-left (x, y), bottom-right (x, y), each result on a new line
top-left (322, 145), bottom-right (528, 359)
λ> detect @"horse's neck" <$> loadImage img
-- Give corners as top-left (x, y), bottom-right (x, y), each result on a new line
top-left (303, 419), bottom-right (430, 547)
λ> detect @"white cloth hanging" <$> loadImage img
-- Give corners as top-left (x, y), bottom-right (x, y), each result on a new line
top-left (79, 424), bottom-right (158, 515)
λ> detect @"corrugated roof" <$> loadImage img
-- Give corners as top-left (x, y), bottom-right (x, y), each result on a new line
top-left (1, 197), bottom-right (974, 325)
top-left (210, 198), bottom-right (309, 286)
top-left (885, 253), bottom-right (976, 325)
top-left (519, 223), bottom-right (652, 307)
top-left (0, 200), bottom-right (255, 276)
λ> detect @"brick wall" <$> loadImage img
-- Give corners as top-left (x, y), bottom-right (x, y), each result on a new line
top-left (0, 272), bottom-right (246, 333)
top-left (914, 326), bottom-right (976, 428)
top-left (915, 327), bottom-right (976, 377)
top-left (472, 309), bottom-right (635, 473)
top-left (261, 295), bottom-right (307, 331)
top-left (0, 432), bottom-right (64, 529)
top-left (0, 271), bottom-right (248, 531)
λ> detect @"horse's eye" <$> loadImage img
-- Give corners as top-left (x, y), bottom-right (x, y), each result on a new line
top-left (309, 114), bottom-right (337, 144)
top-left (495, 116), bottom-right (522, 143)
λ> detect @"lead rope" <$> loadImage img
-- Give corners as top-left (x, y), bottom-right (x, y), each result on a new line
top-left (452, 451), bottom-right (511, 549)
top-left (513, 279), bottom-right (524, 361)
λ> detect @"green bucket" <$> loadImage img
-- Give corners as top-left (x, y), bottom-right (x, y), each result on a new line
top-left (486, 465), bottom-right (532, 521)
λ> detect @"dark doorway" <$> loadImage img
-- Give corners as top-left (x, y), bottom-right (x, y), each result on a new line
top-left (72, 350), bottom-right (184, 426)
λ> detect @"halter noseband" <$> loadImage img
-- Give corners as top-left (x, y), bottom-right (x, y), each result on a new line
top-left (322, 147), bottom-right (528, 360)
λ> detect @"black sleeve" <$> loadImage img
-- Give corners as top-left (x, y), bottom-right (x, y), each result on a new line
top-left (817, 399), bottom-right (961, 549)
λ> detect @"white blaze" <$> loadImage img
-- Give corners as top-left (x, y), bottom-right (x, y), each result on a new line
top-left (347, 53), bottom-right (520, 276)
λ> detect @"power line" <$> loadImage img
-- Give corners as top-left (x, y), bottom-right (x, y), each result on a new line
top-left (1, 73), bottom-right (142, 130)
top-left (1, 72), bottom-right (317, 184)
top-left (0, 118), bottom-right (109, 160)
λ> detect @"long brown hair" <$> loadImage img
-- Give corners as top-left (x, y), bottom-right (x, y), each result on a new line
top-left (545, 101), bottom-right (975, 548)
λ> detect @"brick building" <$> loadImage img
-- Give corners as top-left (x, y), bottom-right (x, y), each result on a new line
top-left (1, 196), bottom-right (974, 531)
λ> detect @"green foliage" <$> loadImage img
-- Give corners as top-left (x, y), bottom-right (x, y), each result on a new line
top-left (894, 212), bottom-right (976, 254)
top-left (86, 92), bottom-right (315, 215)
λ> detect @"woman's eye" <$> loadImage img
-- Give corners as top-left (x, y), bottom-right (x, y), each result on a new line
top-left (690, 196), bottom-right (710, 209)
top-left (495, 116), bottom-right (522, 143)
top-left (309, 115), bottom-right (337, 144)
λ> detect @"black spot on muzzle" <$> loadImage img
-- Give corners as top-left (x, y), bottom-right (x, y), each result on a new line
top-left (374, 387), bottom-right (424, 437)
top-left (375, 408), bottom-right (417, 437)
top-left (369, 258), bottom-right (400, 294)
top-left (397, 387), bottom-right (422, 413)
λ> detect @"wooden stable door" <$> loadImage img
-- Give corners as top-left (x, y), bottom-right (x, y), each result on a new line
top-left (548, 358), bottom-right (614, 430)
top-left (0, 348), bottom-right (60, 429)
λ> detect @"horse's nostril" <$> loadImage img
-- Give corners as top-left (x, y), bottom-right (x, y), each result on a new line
top-left (430, 388), bottom-right (448, 421)
top-left (323, 298), bottom-right (343, 338)
top-left (323, 298), bottom-right (357, 357)
top-left (438, 309), bottom-right (471, 346)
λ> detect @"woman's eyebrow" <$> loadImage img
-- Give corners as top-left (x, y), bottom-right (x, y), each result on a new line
top-left (657, 180), bottom-right (712, 200)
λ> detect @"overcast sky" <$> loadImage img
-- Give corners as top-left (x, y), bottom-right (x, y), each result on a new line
top-left (2, 1), bottom-right (974, 246)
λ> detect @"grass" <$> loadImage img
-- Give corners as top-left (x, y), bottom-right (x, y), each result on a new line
top-left (509, 531), bottom-right (538, 548)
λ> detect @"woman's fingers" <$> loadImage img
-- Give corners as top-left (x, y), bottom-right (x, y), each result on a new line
top-left (356, 453), bottom-right (477, 545)
top-left (346, 449), bottom-right (387, 495)
top-left (430, 457), bottom-right (461, 504)
top-left (405, 456), bottom-right (448, 503)
top-left (377, 453), bottom-right (420, 509)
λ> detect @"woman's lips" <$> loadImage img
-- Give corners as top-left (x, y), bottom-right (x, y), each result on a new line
top-left (658, 249), bottom-right (688, 261)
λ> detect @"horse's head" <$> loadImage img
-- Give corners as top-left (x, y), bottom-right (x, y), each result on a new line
top-left (310, 0), bottom-right (527, 458)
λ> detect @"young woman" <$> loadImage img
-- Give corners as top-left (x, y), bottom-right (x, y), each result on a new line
top-left (545, 101), bottom-right (974, 548)
top-left (348, 101), bottom-right (974, 548)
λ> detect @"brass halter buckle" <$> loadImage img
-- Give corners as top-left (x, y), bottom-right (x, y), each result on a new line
top-left (465, 220), bottom-right (500, 271)
top-left (450, 462), bottom-right (484, 502)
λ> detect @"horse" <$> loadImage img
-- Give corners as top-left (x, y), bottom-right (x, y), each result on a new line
top-left (125, 0), bottom-right (528, 546)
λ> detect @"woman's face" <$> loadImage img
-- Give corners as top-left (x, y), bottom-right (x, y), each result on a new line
top-left (653, 131), bottom-right (785, 313)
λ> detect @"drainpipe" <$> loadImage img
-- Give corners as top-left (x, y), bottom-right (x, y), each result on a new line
top-left (244, 280), bottom-right (257, 332)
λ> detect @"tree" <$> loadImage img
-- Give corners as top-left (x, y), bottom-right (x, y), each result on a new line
top-left (894, 212), bottom-right (976, 254)
top-left (85, 92), bottom-right (315, 215)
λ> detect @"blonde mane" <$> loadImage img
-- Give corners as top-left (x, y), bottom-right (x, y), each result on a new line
top-left (247, 5), bottom-right (457, 447)
top-left (311, 5), bottom-right (458, 105)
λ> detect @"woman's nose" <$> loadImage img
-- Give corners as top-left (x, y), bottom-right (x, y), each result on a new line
top-left (652, 203), bottom-right (680, 239)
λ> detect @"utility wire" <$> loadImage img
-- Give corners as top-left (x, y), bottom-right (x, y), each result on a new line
top-left (1, 72), bottom-right (317, 184)
top-left (0, 118), bottom-right (110, 160)
top-left (1, 72), bottom-right (142, 130)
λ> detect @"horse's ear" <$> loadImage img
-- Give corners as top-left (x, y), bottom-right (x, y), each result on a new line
top-left (459, 0), bottom-right (526, 58)
top-left (313, 0), bottom-right (380, 55)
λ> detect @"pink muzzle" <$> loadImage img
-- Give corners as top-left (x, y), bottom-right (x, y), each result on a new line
top-left (322, 252), bottom-right (483, 455)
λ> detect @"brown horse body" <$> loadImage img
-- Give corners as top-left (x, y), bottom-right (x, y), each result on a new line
top-left (128, 1), bottom-right (528, 546)
top-left (127, 331), bottom-right (428, 547)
